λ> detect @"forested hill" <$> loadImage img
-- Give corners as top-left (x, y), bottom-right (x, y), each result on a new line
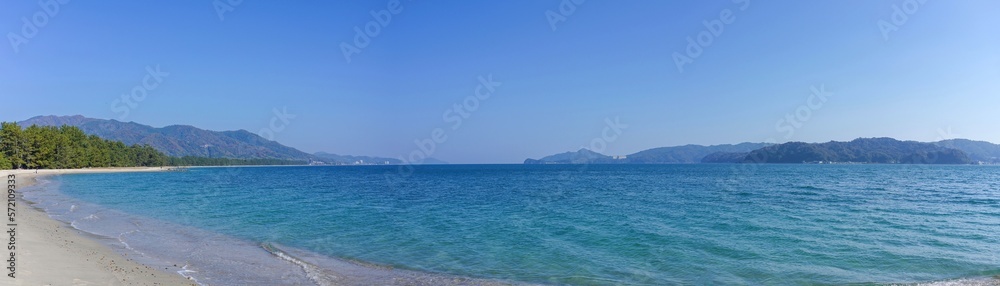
top-left (20, 115), bottom-right (313, 160)
top-left (740, 138), bottom-right (971, 164)
top-left (934, 139), bottom-right (1000, 163)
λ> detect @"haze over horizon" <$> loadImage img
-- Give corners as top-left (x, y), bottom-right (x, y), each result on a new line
top-left (4, 1), bottom-right (999, 163)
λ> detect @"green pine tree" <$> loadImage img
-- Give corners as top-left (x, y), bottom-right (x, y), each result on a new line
top-left (0, 152), bottom-right (10, 170)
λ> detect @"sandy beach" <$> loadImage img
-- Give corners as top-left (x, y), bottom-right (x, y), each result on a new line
top-left (2, 168), bottom-right (197, 286)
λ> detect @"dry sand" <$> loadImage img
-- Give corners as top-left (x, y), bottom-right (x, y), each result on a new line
top-left (1, 168), bottom-right (198, 286)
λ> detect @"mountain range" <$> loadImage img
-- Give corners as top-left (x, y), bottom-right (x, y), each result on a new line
top-left (18, 115), bottom-right (446, 165)
top-left (21, 115), bottom-right (313, 160)
top-left (527, 138), bottom-right (1000, 165)
top-left (18, 116), bottom-right (999, 165)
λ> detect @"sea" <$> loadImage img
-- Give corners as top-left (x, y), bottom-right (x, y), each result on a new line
top-left (22, 164), bottom-right (1000, 285)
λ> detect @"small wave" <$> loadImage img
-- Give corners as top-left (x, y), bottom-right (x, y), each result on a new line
top-left (793, 185), bottom-right (827, 191)
top-left (788, 190), bottom-right (821, 197)
top-left (176, 264), bottom-right (205, 286)
top-left (69, 204), bottom-right (77, 212)
top-left (262, 242), bottom-right (338, 286)
top-left (883, 276), bottom-right (1000, 286)
top-left (117, 230), bottom-right (148, 257)
top-left (261, 244), bottom-right (521, 286)
top-left (83, 214), bottom-right (100, 220)
top-left (342, 257), bottom-right (395, 271)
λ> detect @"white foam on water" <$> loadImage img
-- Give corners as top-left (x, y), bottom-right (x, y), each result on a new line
top-left (117, 230), bottom-right (148, 257)
top-left (176, 264), bottom-right (205, 286)
top-left (262, 243), bottom-right (337, 286)
top-left (271, 243), bottom-right (525, 286)
top-left (885, 277), bottom-right (1000, 286)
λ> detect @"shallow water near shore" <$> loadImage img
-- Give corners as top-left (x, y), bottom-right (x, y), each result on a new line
top-left (23, 165), bottom-right (1000, 285)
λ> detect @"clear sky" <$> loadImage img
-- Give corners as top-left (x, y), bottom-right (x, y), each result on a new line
top-left (2, 0), bottom-right (999, 163)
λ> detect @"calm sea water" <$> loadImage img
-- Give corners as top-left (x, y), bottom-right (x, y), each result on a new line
top-left (24, 165), bottom-right (1000, 285)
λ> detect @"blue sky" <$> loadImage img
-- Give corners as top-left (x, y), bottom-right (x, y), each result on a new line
top-left (2, 0), bottom-right (999, 163)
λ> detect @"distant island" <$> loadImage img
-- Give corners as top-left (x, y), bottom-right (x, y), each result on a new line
top-left (526, 138), bottom-right (1000, 165)
top-left (525, 143), bottom-right (772, 164)
top-left (313, 152), bottom-right (449, 165)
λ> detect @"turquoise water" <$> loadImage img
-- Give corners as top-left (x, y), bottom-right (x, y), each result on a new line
top-left (26, 165), bottom-right (1000, 285)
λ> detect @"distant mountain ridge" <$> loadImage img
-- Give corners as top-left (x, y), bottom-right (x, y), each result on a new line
top-left (19, 115), bottom-right (449, 164)
top-left (20, 115), bottom-right (314, 160)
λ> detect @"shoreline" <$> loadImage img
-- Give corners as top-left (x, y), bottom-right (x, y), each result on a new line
top-left (4, 167), bottom-right (518, 286)
top-left (3, 167), bottom-right (198, 286)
